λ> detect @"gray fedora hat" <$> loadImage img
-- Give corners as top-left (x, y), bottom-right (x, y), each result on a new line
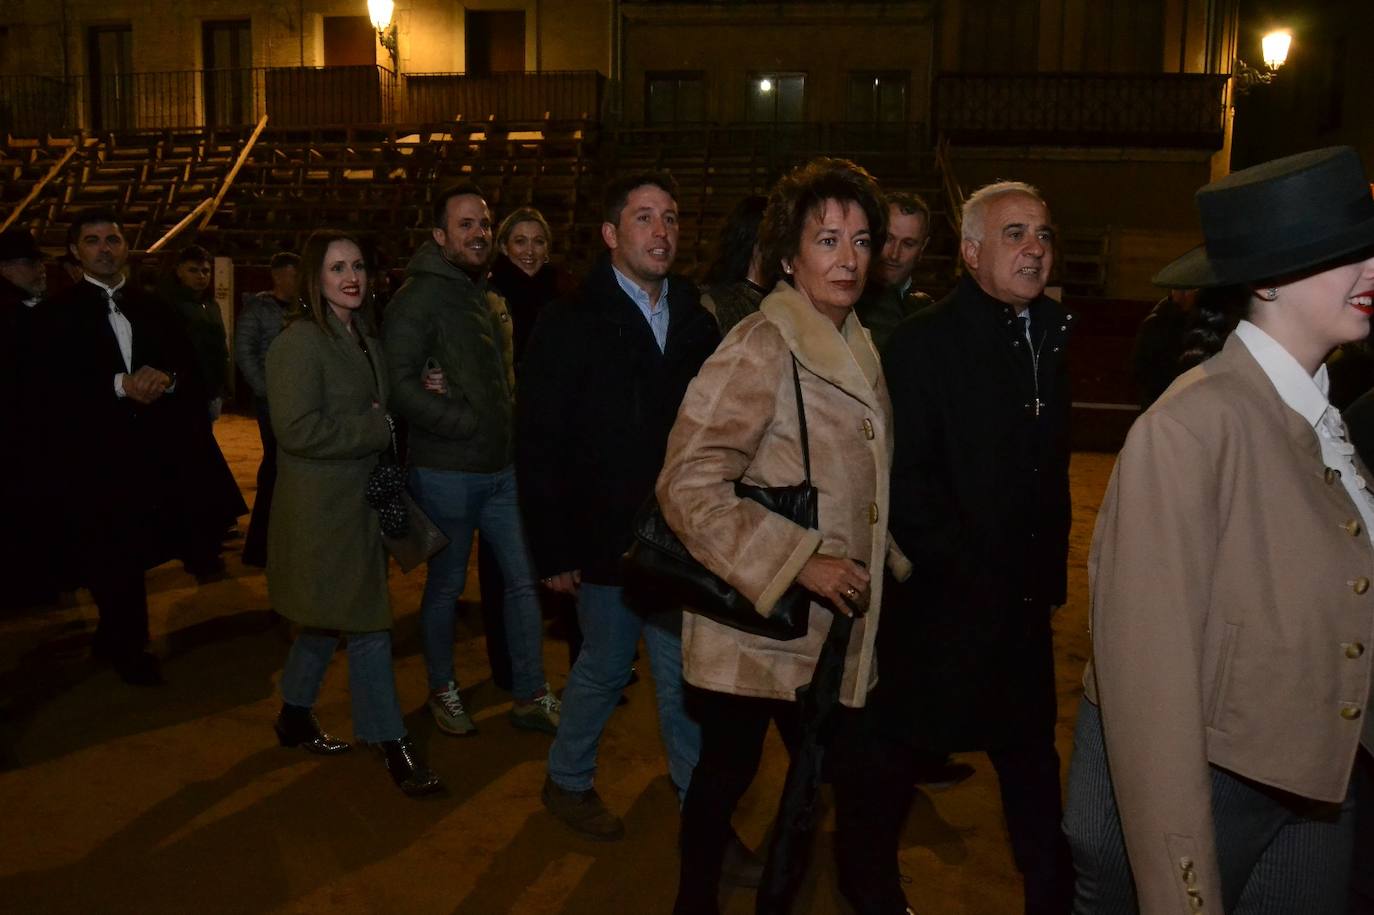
top-left (1154, 146), bottom-right (1374, 289)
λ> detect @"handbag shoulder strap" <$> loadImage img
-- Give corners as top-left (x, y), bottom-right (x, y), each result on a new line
top-left (791, 355), bottom-right (811, 485)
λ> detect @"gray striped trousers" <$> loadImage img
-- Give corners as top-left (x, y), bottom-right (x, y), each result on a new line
top-left (1062, 698), bottom-right (1357, 914)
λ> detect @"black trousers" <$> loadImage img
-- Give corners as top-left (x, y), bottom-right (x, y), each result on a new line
top-left (676, 687), bottom-right (801, 915)
top-left (856, 728), bottom-right (1073, 915)
top-left (88, 565), bottom-right (149, 658)
top-left (242, 402), bottom-right (275, 567)
top-left (675, 687), bottom-right (906, 915)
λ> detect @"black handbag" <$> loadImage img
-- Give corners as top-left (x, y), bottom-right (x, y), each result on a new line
top-left (358, 340), bottom-right (450, 574)
top-left (626, 356), bottom-right (817, 640)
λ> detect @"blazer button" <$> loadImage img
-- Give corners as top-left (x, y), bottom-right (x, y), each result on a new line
top-left (1326, 467), bottom-right (1342, 484)
top-left (862, 418), bottom-right (875, 440)
top-left (868, 503), bottom-right (879, 524)
top-left (1178, 857), bottom-right (1194, 872)
top-left (1344, 520), bottom-right (1363, 537)
top-left (1355, 578), bottom-right (1371, 595)
top-left (1341, 705), bottom-right (1363, 720)
top-left (1346, 642), bottom-right (1366, 659)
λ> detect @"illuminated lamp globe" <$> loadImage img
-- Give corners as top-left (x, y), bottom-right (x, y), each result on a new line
top-left (759, 78), bottom-right (773, 93)
top-left (369, 0), bottom-right (395, 31)
top-left (1262, 30), bottom-right (1291, 70)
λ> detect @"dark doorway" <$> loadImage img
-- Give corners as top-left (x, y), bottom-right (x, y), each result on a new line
top-left (323, 16), bottom-right (376, 67)
top-left (847, 72), bottom-right (909, 124)
top-left (204, 20), bottom-right (253, 126)
top-left (466, 11), bottom-right (525, 75)
top-left (88, 24), bottom-right (133, 131)
top-left (646, 72), bottom-right (705, 124)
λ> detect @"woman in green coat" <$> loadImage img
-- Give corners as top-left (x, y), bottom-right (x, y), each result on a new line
top-left (266, 229), bottom-right (441, 797)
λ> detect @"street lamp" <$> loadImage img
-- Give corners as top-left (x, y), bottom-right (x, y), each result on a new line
top-left (1261, 30), bottom-right (1292, 70)
top-left (1235, 28), bottom-right (1291, 94)
top-left (368, 0), bottom-right (398, 67)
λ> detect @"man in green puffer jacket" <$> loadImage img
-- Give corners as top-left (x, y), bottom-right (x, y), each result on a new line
top-left (383, 181), bottom-right (560, 740)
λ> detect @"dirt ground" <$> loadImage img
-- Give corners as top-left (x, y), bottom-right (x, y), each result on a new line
top-left (0, 415), bottom-right (1115, 915)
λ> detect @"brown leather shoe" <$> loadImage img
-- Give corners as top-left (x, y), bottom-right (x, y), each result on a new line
top-left (541, 775), bottom-right (624, 840)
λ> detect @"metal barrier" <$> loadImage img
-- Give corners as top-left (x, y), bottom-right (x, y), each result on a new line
top-left (934, 72), bottom-right (1229, 149)
top-left (0, 66), bottom-right (398, 134)
top-left (0, 68), bottom-right (607, 136)
top-left (401, 71), bottom-right (605, 123)
top-left (611, 121), bottom-right (928, 159)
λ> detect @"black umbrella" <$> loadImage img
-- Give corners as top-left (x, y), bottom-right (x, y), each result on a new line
top-left (756, 608), bottom-right (855, 915)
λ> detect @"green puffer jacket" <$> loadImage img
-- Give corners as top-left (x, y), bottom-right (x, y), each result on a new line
top-left (382, 240), bottom-right (516, 472)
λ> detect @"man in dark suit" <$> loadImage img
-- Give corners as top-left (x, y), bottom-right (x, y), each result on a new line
top-left (0, 228), bottom-right (58, 610)
top-left (41, 209), bottom-right (244, 684)
top-left (518, 174), bottom-right (721, 841)
top-left (865, 181), bottom-right (1075, 914)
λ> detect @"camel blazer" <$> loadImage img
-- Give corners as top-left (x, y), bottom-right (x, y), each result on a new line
top-left (1084, 334), bottom-right (1374, 914)
top-left (657, 282), bottom-right (911, 707)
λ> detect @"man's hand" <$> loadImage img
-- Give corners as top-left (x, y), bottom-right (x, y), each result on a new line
top-left (541, 570), bottom-right (582, 595)
top-left (123, 366), bottom-right (172, 404)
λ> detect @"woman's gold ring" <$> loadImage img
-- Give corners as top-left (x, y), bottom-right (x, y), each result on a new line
top-left (845, 587), bottom-right (859, 600)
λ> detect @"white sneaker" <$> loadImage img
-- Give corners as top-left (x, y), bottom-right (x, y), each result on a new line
top-left (509, 683), bottom-right (560, 734)
top-left (428, 681), bottom-right (477, 736)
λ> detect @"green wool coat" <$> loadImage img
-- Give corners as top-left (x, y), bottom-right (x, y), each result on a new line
top-left (265, 314), bottom-right (394, 632)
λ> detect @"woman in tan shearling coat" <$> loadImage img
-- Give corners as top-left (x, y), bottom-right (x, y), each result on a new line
top-left (1065, 148), bottom-right (1374, 914)
top-left (659, 158), bottom-right (911, 915)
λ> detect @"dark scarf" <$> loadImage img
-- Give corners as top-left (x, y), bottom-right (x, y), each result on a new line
top-left (489, 253), bottom-right (562, 361)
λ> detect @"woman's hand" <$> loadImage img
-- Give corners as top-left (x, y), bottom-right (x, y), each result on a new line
top-left (423, 368), bottom-right (448, 396)
top-left (796, 554), bottom-right (870, 616)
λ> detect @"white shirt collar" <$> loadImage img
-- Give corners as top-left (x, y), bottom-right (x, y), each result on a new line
top-left (1232, 319), bottom-right (1331, 429)
top-left (612, 264), bottom-right (666, 312)
top-left (84, 273), bottom-right (126, 299)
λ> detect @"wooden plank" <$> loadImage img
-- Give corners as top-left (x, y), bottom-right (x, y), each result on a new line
top-left (0, 145), bottom-right (77, 233)
top-left (146, 197), bottom-right (214, 254)
top-left (200, 114), bottom-right (268, 230)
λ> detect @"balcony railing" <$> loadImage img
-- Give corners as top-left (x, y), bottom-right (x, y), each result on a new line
top-left (0, 68), bottom-right (604, 136)
top-left (402, 71), bottom-right (605, 123)
top-left (934, 72), bottom-right (1229, 149)
top-left (613, 121), bottom-right (928, 157)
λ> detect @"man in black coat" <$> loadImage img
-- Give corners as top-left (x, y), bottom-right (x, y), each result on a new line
top-left (0, 228), bottom-right (59, 610)
top-left (867, 181), bottom-right (1075, 914)
top-left (40, 209), bottom-right (245, 684)
top-left (517, 173), bottom-right (720, 840)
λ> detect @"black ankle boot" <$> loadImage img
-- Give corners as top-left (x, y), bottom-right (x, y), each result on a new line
top-left (274, 704), bottom-right (351, 755)
top-left (377, 736), bottom-right (443, 797)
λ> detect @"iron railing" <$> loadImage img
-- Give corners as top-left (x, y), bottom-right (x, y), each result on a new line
top-left (612, 121), bottom-right (929, 158)
top-left (0, 68), bottom-right (605, 136)
top-left (934, 72), bottom-right (1229, 149)
top-left (402, 71), bottom-right (605, 123)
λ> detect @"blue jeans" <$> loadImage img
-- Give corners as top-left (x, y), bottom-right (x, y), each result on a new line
top-left (280, 629), bottom-right (405, 744)
top-left (410, 465), bottom-right (546, 700)
top-left (547, 583), bottom-right (700, 799)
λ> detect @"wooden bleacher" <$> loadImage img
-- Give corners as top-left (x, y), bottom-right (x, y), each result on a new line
top-left (2, 119), bottom-right (601, 270)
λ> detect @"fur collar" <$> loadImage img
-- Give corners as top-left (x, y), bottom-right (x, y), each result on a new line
top-left (760, 281), bottom-right (881, 407)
